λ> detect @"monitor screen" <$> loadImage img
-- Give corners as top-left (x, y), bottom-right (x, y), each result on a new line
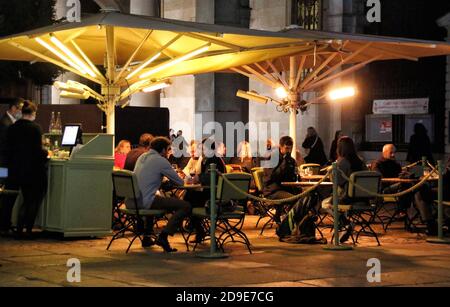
top-left (61, 125), bottom-right (81, 147)
top-left (0, 167), bottom-right (7, 178)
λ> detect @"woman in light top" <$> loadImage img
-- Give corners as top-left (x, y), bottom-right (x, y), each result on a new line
top-left (114, 140), bottom-right (131, 169)
top-left (182, 141), bottom-right (202, 182)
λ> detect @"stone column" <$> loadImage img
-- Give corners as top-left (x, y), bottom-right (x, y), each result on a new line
top-left (129, 0), bottom-right (160, 107)
top-left (437, 13), bottom-right (450, 154)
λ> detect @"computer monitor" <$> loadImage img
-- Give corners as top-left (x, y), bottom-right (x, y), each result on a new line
top-left (61, 124), bottom-right (82, 147)
top-left (0, 167), bottom-right (7, 179)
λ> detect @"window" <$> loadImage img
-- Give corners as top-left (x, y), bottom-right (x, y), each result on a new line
top-left (292, 0), bottom-right (322, 30)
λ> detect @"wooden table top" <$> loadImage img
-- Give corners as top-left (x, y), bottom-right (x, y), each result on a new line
top-left (282, 181), bottom-right (333, 187)
top-left (300, 175), bottom-right (326, 181)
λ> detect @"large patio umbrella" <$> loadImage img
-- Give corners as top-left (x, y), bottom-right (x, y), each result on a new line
top-left (0, 11), bottom-right (449, 154)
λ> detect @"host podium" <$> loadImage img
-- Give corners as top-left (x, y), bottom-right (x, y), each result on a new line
top-left (37, 134), bottom-right (114, 237)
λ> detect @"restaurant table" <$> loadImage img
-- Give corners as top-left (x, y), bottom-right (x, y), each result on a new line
top-left (301, 175), bottom-right (326, 181)
top-left (282, 181), bottom-right (333, 187)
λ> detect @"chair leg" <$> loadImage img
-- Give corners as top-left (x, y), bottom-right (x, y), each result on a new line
top-left (126, 234), bottom-right (141, 254)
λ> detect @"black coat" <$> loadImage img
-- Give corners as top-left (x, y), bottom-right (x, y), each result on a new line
top-left (263, 151), bottom-right (298, 196)
top-left (0, 112), bottom-right (14, 166)
top-left (302, 135), bottom-right (328, 166)
top-left (407, 134), bottom-right (434, 164)
top-left (6, 119), bottom-right (48, 185)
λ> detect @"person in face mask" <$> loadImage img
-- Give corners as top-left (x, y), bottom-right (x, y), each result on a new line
top-left (0, 101), bottom-right (48, 239)
top-left (0, 98), bottom-right (23, 167)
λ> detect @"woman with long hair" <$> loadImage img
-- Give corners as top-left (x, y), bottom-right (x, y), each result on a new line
top-left (322, 136), bottom-right (367, 243)
top-left (114, 140), bottom-right (131, 169)
top-left (329, 130), bottom-right (343, 163)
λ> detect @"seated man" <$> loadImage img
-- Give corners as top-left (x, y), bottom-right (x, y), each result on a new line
top-left (374, 144), bottom-right (436, 235)
top-left (124, 133), bottom-right (153, 171)
top-left (263, 136), bottom-right (299, 223)
top-left (132, 137), bottom-right (203, 252)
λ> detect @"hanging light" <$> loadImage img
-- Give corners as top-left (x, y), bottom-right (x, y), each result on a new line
top-left (126, 52), bottom-right (161, 80)
top-left (275, 86), bottom-right (288, 99)
top-left (328, 86), bottom-right (356, 100)
top-left (142, 79), bottom-right (172, 93)
top-left (35, 37), bottom-right (86, 75)
top-left (236, 90), bottom-right (269, 104)
top-left (50, 35), bottom-right (96, 77)
top-left (139, 43), bottom-right (211, 79)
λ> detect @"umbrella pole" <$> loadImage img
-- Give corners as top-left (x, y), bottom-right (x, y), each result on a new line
top-left (106, 98), bottom-right (115, 135)
top-left (289, 56), bottom-right (297, 159)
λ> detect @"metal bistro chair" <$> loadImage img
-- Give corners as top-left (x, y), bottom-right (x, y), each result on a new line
top-left (107, 170), bottom-right (165, 253)
top-left (191, 172), bottom-right (253, 253)
top-left (226, 164), bottom-right (243, 173)
top-left (338, 171), bottom-right (382, 246)
top-left (252, 169), bottom-right (278, 234)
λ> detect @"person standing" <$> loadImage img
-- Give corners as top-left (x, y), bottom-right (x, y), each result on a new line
top-left (407, 123), bottom-right (434, 164)
top-left (0, 98), bottom-right (23, 168)
top-left (302, 127), bottom-right (328, 166)
top-left (0, 101), bottom-right (48, 238)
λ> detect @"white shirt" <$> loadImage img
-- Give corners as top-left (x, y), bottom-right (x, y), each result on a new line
top-left (183, 156), bottom-right (202, 177)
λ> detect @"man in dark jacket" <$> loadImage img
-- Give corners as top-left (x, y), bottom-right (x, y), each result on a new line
top-left (124, 133), bottom-right (153, 171)
top-left (374, 144), bottom-right (436, 235)
top-left (0, 98), bottom-right (23, 168)
top-left (0, 101), bottom-right (48, 238)
top-left (263, 136), bottom-right (299, 223)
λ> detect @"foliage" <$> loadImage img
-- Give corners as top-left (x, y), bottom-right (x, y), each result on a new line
top-left (0, 0), bottom-right (60, 86)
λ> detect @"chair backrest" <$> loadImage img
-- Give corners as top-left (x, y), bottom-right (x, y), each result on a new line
top-left (252, 169), bottom-right (265, 193)
top-left (112, 170), bottom-right (142, 209)
top-left (217, 172), bottom-right (252, 202)
top-left (226, 164), bottom-right (243, 173)
top-left (347, 171), bottom-right (381, 199)
top-left (299, 163), bottom-right (321, 175)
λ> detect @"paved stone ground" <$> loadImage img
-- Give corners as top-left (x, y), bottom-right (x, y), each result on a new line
top-left (1, 215), bottom-right (450, 287)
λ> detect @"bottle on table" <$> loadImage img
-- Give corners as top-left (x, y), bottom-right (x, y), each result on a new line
top-left (55, 112), bottom-right (62, 134)
top-left (49, 111), bottom-right (55, 133)
top-left (53, 140), bottom-right (59, 158)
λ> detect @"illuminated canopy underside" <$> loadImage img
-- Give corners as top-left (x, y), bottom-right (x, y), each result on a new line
top-left (0, 11), bottom-right (449, 103)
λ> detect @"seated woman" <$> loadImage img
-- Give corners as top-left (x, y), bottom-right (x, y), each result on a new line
top-left (182, 140), bottom-right (202, 183)
top-left (184, 138), bottom-right (226, 207)
top-left (114, 140), bottom-right (131, 169)
top-left (321, 136), bottom-right (367, 242)
top-left (182, 138), bottom-right (226, 243)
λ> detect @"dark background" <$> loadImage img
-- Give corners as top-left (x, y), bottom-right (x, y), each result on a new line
top-left (0, 103), bottom-right (170, 146)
